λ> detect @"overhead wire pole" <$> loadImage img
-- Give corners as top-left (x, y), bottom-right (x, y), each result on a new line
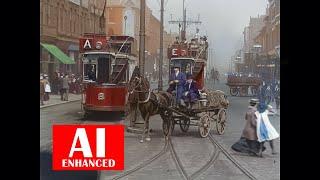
top-left (158, 0), bottom-right (164, 91)
top-left (139, 0), bottom-right (146, 76)
top-left (168, 0), bottom-right (201, 40)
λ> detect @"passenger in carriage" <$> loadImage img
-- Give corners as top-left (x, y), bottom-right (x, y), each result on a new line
top-left (183, 73), bottom-right (200, 108)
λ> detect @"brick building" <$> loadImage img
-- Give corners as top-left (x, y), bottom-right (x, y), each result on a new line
top-left (253, 0), bottom-right (280, 80)
top-left (254, 0), bottom-right (280, 57)
top-left (40, 0), bottom-right (106, 78)
top-left (106, 0), bottom-right (175, 75)
top-left (242, 15), bottom-right (265, 54)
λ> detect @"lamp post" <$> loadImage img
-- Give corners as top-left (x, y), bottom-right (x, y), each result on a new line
top-left (158, 0), bottom-right (164, 91)
top-left (139, 0), bottom-right (146, 76)
top-left (124, 15), bottom-right (127, 35)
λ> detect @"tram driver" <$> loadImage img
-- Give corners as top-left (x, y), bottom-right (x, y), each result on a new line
top-left (167, 64), bottom-right (186, 106)
top-left (88, 65), bottom-right (96, 81)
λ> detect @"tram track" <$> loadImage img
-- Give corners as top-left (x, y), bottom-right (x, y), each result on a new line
top-left (188, 136), bottom-right (220, 180)
top-left (110, 138), bottom-right (169, 180)
top-left (208, 133), bottom-right (258, 180)
top-left (168, 137), bottom-right (189, 180)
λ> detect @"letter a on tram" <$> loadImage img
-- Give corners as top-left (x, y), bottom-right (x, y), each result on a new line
top-left (83, 39), bottom-right (92, 49)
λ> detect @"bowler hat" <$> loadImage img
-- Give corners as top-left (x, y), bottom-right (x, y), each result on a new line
top-left (249, 99), bottom-right (259, 104)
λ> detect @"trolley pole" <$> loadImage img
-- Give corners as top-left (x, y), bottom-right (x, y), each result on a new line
top-left (158, 0), bottom-right (164, 91)
top-left (139, 0), bottom-right (146, 77)
top-left (127, 0), bottom-right (146, 134)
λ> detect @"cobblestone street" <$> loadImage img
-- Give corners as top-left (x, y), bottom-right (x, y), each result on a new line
top-left (40, 80), bottom-right (280, 180)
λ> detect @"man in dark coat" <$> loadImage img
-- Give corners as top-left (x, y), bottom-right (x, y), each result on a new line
top-left (183, 73), bottom-right (200, 108)
top-left (167, 64), bottom-right (186, 105)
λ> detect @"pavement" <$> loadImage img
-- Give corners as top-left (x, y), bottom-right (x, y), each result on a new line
top-left (40, 94), bottom-right (81, 109)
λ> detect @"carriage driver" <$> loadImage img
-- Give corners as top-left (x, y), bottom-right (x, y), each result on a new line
top-left (167, 64), bottom-right (186, 105)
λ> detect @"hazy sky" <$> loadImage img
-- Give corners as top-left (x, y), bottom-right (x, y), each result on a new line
top-left (146, 0), bottom-right (268, 73)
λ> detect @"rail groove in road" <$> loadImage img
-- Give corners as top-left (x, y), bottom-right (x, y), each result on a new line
top-left (110, 139), bottom-right (169, 180)
top-left (208, 133), bottom-right (258, 180)
top-left (188, 137), bottom-right (220, 180)
top-left (168, 137), bottom-right (189, 180)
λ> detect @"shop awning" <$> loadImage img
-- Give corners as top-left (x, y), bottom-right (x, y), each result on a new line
top-left (40, 43), bottom-right (75, 64)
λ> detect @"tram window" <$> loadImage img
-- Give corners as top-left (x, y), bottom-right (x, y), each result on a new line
top-left (97, 56), bottom-right (110, 83)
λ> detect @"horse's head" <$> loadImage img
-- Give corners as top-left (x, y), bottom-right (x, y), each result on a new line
top-left (128, 76), bottom-right (151, 103)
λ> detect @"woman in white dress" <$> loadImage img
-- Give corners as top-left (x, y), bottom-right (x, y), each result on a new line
top-left (256, 102), bottom-right (279, 156)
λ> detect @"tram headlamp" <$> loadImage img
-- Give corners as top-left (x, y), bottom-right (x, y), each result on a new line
top-left (96, 41), bottom-right (102, 49)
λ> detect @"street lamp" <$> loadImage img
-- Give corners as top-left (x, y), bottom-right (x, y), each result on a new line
top-left (124, 15), bottom-right (127, 35)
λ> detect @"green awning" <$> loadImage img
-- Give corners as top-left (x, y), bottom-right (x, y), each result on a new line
top-left (40, 43), bottom-right (75, 64)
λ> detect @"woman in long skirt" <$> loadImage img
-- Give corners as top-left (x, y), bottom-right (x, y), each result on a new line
top-left (255, 102), bottom-right (279, 156)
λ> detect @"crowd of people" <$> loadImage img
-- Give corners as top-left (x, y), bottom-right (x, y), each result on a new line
top-left (40, 72), bottom-right (82, 105)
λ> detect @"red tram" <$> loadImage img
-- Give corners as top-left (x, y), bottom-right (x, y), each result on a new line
top-left (167, 37), bottom-right (208, 89)
top-left (79, 33), bottom-right (137, 116)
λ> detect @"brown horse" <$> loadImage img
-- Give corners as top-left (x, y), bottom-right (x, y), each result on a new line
top-left (128, 76), bottom-right (173, 143)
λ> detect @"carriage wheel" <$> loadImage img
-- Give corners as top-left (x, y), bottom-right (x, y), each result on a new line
top-left (180, 117), bottom-right (190, 133)
top-left (240, 86), bottom-right (248, 96)
top-left (199, 114), bottom-right (211, 138)
top-left (216, 109), bottom-right (227, 135)
top-left (162, 110), bottom-right (174, 136)
top-left (230, 87), bottom-right (238, 96)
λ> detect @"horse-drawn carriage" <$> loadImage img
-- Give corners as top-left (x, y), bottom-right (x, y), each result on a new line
top-left (128, 76), bottom-right (229, 140)
top-left (226, 75), bottom-right (262, 96)
top-left (163, 89), bottom-right (229, 138)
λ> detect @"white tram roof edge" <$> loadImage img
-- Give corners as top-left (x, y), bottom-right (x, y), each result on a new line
top-left (171, 57), bottom-right (195, 61)
top-left (83, 51), bottom-right (137, 60)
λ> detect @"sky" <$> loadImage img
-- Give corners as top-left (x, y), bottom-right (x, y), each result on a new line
top-left (146, 0), bottom-right (268, 73)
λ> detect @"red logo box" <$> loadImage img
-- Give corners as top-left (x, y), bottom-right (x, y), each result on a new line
top-left (52, 125), bottom-right (124, 170)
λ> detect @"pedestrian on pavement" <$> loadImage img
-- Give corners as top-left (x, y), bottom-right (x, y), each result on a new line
top-left (40, 75), bottom-right (45, 105)
top-left (274, 82), bottom-right (280, 109)
top-left (255, 101), bottom-right (279, 156)
top-left (62, 74), bottom-right (70, 101)
top-left (59, 74), bottom-right (64, 100)
top-left (231, 99), bottom-right (266, 157)
top-left (43, 75), bottom-right (50, 101)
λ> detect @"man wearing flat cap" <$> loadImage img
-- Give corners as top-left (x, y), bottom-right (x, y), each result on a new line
top-left (167, 64), bottom-right (186, 105)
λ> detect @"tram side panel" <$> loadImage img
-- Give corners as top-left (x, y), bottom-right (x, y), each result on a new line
top-left (84, 84), bottom-right (127, 112)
